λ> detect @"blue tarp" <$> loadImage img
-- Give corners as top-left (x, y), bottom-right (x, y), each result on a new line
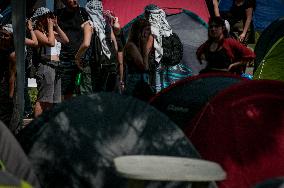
top-left (219, 0), bottom-right (284, 31)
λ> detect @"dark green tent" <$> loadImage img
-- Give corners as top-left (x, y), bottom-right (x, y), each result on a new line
top-left (253, 17), bottom-right (284, 81)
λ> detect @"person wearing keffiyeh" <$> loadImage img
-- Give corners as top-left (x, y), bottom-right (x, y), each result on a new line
top-left (143, 4), bottom-right (173, 93)
top-left (75, 0), bottom-right (118, 94)
top-left (103, 9), bottom-right (125, 93)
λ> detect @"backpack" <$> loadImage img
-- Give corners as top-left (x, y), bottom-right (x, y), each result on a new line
top-left (161, 33), bottom-right (183, 66)
top-left (87, 25), bottom-right (117, 73)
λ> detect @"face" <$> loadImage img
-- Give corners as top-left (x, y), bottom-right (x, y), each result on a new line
top-left (142, 25), bottom-right (151, 39)
top-left (208, 23), bottom-right (224, 39)
top-left (62, 0), bottom-right (79, 9)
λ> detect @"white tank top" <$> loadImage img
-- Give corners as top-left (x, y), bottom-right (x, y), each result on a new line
top-left (45, 39), bottom-right (61, 56)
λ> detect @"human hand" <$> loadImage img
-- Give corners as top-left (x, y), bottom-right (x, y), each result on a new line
top-left (47, 18), bottom-right (54, 28)
top-left (75, 58), bottom-right (83, 70)
top-left (119, 81), bottom-right (125, 94)
top-left (53, 16), bottom-right (58, 28)
top-left (228, 62), bottom-right (244, 74)
top-left (239, 33), bottom-right (246, 43)
top-left (27, 19), bottom-right (33, 31)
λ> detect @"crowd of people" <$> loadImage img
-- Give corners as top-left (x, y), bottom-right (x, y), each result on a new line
top-left (0, 0), bottom-right (256, 131)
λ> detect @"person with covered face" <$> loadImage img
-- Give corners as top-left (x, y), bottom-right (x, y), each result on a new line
top-left (103, 10), bottom-right (125, 93)
top-left (196, 16), bottom-right (255, 74)
top-left (74, 0), bottom-right (118, 94)
top-left (143, 4), bottom-right (173, 93)
top-left (32, 7), bottom-right (69, 117)
top-left (55, 0), bottom-right (90, 99)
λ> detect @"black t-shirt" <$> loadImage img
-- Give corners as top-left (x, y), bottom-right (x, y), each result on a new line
top-left (230, 0), bottom-right (255, 24)
top-left (205, 47), bottom-right (232, 70)
top-left (55, 7), bottom-right (90, 61)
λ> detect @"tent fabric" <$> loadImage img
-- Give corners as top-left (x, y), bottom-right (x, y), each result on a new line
top-left (150, 73), bottom-right (246, 130)
top-left (102, 0), bottom-right (210, 27)
top-left (0, 171), bottom-right (33, 188)
top-left (0, 121), bottom-right (40, 188)
top-left (253, 17), bottom-right (284, 73)
top-left (17, 93), bottom-right (202, 188)
top-left (218, 0), bottom-right (284, 31)
top-left (184, 80), bottom-right (284, 188)
top-left (254, 36), bottom-right (284, 81)
top-left (253, 178), bottom-right (284, 188)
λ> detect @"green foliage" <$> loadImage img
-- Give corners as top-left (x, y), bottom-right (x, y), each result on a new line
top-left (28, 87), bottom-right (37, 109)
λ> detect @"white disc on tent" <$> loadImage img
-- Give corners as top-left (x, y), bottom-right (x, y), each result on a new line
top-left (114, 155), bottom-right (226, 182)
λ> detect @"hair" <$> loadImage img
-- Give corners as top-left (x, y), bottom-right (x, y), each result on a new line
top-left (33, 13), bottom-right (54, 34)
top-left (127, 18), bottom-right (151, 51)
top-left (208, 16), bottom-right (225, 27)
top-left (208, 16), bottom-right (229, 39)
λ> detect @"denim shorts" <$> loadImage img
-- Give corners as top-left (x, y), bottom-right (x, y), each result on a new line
top-left (36, 61), bottom-right (61, 103)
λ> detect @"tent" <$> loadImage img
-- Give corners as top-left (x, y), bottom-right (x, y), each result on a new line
top-left (17, 93), bottom-right (204, 188)
top-left (102, 0), bottom-right (210, 27)
top-left (0, 121), bottom-right (40, 187)
top-left (253, 17), bottom-right (284, 80)
top-left (185, 80), bottom-right (284, 188)
top-left (218, 0), bottom-right (284, 32)
top-left (150, 73), bottom-right (246, 130)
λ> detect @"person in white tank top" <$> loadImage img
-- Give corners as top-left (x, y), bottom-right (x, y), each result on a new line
top-left (32, 7), bottom-right (69, 118)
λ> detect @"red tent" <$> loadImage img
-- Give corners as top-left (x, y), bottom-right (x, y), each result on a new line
top-left (103, 0), bottom-right (210, 26)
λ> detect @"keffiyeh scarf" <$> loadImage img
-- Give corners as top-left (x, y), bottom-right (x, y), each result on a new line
top-left (147, 8), bottom-right (172, 63)
top-left (85, 0), bottom-right (111, 59)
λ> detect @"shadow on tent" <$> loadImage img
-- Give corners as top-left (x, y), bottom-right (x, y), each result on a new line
top-left (17, 93), bottom-right (227, 188)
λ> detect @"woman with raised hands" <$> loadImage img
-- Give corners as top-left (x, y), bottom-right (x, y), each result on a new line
top-left (32, 7), bottom-right (69, 117)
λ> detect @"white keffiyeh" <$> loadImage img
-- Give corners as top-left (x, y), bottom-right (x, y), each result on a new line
top-left (147, 8), bottom-right (172, 63)
top-left (85, 0), bottom-right (111, 59)
top-left (32, 7), bottom-right (51, 19)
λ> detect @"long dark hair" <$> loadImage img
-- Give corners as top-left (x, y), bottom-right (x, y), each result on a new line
top-left (127, 18), bottom-right (150, 51)
top-left (33, 13), bottom-right (55, 34)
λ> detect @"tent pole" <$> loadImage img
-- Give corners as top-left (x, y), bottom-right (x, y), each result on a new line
top-left (11, 0), bottom-right (26, 132)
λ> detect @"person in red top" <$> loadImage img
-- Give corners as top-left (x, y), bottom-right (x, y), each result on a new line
top-left (196, 16), bottom-right (255, 74)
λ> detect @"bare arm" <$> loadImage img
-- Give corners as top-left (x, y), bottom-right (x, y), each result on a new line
top-left (111, 28), bottom-right (118, 52)
top-left (239, 7), bottom-right (253, 42)
top-left (8, 51), bottom-right (16, 98)
top-left (75, 22), bottom-right (93, 68)
top-left (34, 18), bottom-right (55, 47)
top-left (213, 0), bottom-right (220, 16)
top-left (141, 34), bottom-right (154, 70)
top-left (25, 19), bottom-right (38, 47)
top-left (118, 51), bottom-right (124, 81)
top-left (53, 16), bottom-right (69, 44)
top-left (126, 42), bottom-right (146, 70)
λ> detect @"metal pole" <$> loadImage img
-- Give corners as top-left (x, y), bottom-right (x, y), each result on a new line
top-left (11, 0), bottom-right (26, 132)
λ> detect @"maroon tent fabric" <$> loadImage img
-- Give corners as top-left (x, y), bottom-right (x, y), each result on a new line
top-left (103, 0), bottom-right (210, 26)
top-left (185, 80), bottom-right (284, 188)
